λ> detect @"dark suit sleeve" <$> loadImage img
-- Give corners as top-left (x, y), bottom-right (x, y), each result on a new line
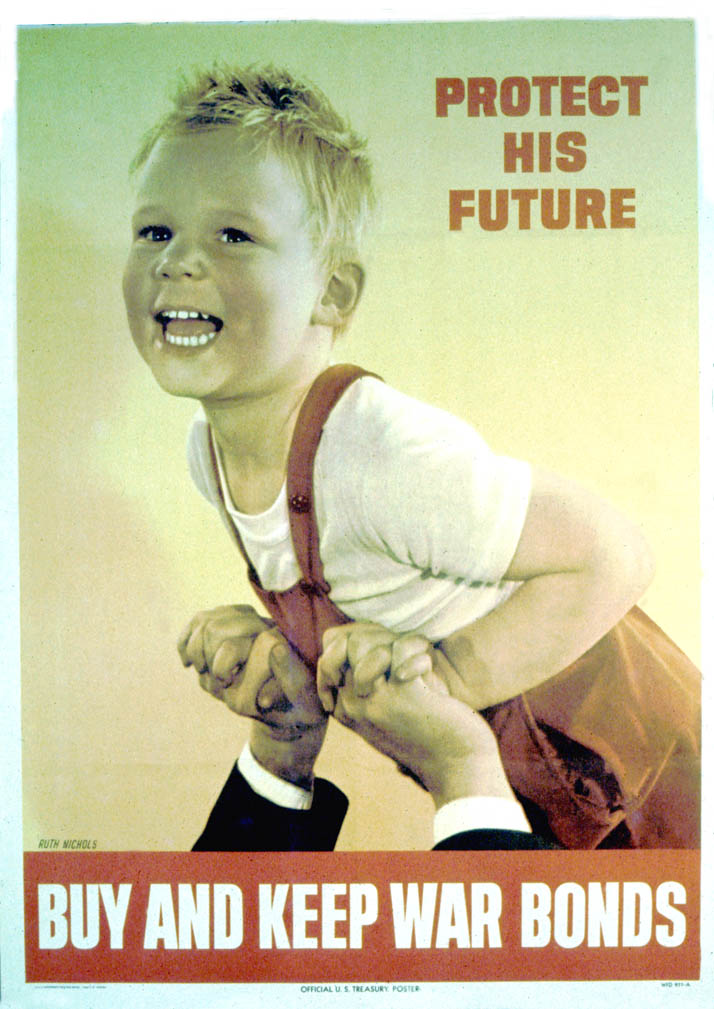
top-left (192, 763), bottom-right (349, 852)
top-left (433, 829), bottom-right (557, 850)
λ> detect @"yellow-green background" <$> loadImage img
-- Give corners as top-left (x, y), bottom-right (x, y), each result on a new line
top-left (17, 20), bottom-right (698, 850)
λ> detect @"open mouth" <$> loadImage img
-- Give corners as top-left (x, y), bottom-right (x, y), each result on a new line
top-left (154, 309), bottom-right (224, 348)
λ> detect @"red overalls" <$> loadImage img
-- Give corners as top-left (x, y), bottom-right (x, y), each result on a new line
top-left (206, 365), bottom-right (701, 849)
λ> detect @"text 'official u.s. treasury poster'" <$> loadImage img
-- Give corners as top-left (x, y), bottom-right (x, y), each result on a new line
top-left (5, 13), bottom-right (710, 1009)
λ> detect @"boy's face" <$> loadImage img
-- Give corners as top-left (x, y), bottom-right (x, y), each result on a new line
top-left (123, 129), bottom-right (329, 403)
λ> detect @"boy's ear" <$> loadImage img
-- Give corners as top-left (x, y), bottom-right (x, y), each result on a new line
top-left (311, 263), bottom-right (364, 329)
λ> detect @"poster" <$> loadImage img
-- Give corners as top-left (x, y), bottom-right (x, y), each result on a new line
top-left (2, 10), bottom-right (712, 1008)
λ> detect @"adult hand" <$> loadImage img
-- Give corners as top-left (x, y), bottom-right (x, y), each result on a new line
top-left (179, 605), bottom-right (327, 784)
top-left (332, 667), bottom-right (515, 808)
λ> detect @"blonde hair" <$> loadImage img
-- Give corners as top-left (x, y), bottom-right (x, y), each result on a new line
top-left (132, 63), bottom-right (376, 273)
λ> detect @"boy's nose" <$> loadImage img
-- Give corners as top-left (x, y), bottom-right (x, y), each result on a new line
top-left (154, 240), bottom-right (206, 280)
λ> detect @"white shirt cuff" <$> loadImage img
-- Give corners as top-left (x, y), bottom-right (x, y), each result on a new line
top-left (433, 796), bottom-right (532, 846)
top-left (237, 743), bottom-right (313, 810)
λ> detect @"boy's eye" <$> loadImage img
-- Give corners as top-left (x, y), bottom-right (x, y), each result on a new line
top-left (219, 228), bottom-right (252, 244)
top-left (138, 225), bottom-right (172, 242)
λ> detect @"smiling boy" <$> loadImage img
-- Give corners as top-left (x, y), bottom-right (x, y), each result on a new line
top-left (123, 65), bottom-right (699, 849)
top-left (123, 127), bottom-right (359, 514)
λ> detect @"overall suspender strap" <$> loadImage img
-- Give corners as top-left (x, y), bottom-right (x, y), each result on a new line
top-left (203, 364), bottom-right (380, 670)
top-left (285, 364), bottom-right (380, 593)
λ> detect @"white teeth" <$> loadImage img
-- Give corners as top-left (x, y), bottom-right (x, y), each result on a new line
top-left (165, 330), bottom-right (218, 347)
top-left (157, 308), bottom-right (220, 347)
top-left (161, 309), bottom-right (210, 320)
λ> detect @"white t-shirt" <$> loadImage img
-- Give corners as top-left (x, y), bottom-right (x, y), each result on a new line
top-left (187, 376), bottom-right (531, 642)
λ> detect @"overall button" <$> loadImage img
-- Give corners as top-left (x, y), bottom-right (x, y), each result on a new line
top-left (289, 493), bottom-right (310, 513)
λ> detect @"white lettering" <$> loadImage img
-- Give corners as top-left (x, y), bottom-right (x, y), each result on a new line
top-left (435, 883), bottom-right (470, 948)
top-left (143, 884), bottom-right (177, 949)
top-left (655, 882), bottom-right (687, 947)
top-left (259, 883), bottom-right (290, 949)
top-left (587, 881), bottom-right (619, 947)
top-left (293, 883), bottom-right (319, 949)
top-left (177, 883), bottom-right (210, 950)
top-left (553, 883), bottom-right (586, 949)
top-left (100, 884), bottom-right (132, 949)
top-left (38, 884), bottom-right (68, 949)
top-left (521, 882), bottom-right (552, 947)
top-left (213, 883), bottom-right (243, 949)
top-left (349, 884), bottom-right (379, 949)
top-left (390, 883), bottom-right (438, 948)
top-left (471, 883), bottom-right (503, 948)
top-left (622, 882), bottom-right (652, 947)
top-left (321, 883), bottom-right (347, 949)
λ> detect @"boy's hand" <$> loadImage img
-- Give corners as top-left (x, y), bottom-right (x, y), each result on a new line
top-left (180, 612), bottom-right (328, 788)
top-left (178, 604), bottom-right (272, 693)
top-left (178, 605), bottom-right (325, 733)
top-left (317, 622), bottom-right (446, 713)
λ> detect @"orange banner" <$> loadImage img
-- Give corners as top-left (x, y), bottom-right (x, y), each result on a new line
top-left (24, 850), bottom-right (699, 983)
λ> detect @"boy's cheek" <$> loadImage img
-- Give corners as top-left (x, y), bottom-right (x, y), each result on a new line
top-left (121, 256), bottom-right (147, 325)
top-left (121, 254), bottom-right (135, 303)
